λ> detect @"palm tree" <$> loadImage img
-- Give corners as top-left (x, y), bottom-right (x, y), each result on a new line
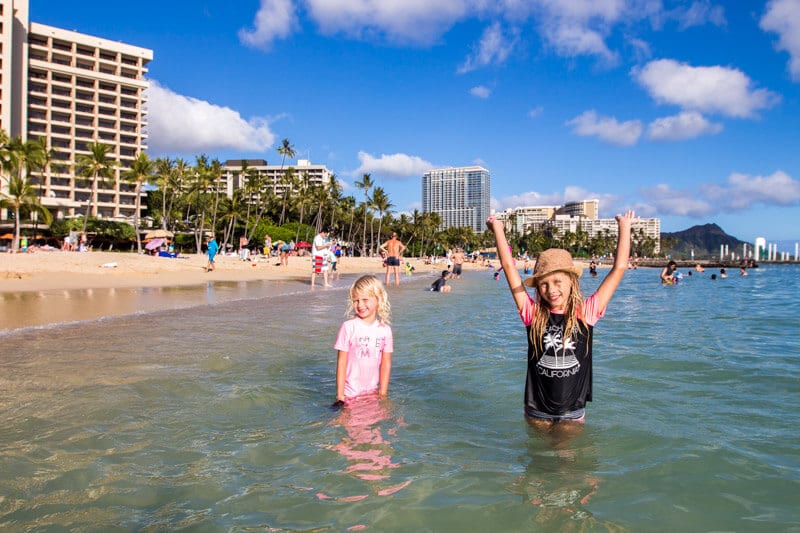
top-left (0, 175), bottom-right (52, 251)
top-left (154, 157), bottom-right (174, 230)
top-left (276, 139), bottom-right (296, 224)
top-left (279, 166), bottom-right (297, 226)
top-left (294, 171), bottom-right (311, 243)
top-left (188, 155), bottom-right (213, 252)
top-left (209, 158), bottom-right (224, 234)
top-left (327, 174), bottom-right (343, 231)
top-left (76, 141), bottom-right (116, 234)
top-left (371, 186), bottom-right (392, 252)
top-left (123, 152), bottom-right (154, 254)
top-left (354, 173), bottom-right (373, 256)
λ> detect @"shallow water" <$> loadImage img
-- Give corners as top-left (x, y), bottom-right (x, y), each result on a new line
top-left (1, 266), bottom-right (799, 531)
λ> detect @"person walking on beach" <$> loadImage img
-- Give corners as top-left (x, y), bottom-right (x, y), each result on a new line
top-left (205, 235), bottom-right (219, 272)
top-left (486, 210), bottom-right (634, 425)
top-left (332, 275), bottom-right (393, 408)
top-left (311, 229), bottom-right (331, 288)
top-left (378, 232), bottom-right (407, 286)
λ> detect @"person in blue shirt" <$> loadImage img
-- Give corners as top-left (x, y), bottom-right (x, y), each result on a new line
top-left (206, 235), bottom-right (219, 272)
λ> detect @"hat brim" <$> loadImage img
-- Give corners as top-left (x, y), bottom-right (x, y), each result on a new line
top-left (523, 266), bottom-right (583, 287)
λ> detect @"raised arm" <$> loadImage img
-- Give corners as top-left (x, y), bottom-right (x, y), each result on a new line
top-left (486, 217), bottom-right (528, 313)
top-left (594, 210), bottom-right (635, 311)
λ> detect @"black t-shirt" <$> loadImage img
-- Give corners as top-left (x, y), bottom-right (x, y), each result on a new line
top-left (525, 313), bottom-right (593, 414)
top-left (431, 278), bottom-right (446, 292)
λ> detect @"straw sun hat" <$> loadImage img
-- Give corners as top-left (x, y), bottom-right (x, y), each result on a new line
top-left (523, 248), bottom-right (583, 287)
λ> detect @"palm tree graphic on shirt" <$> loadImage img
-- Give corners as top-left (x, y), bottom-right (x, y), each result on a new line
top-left (539, 327), bottom-right (579, 370)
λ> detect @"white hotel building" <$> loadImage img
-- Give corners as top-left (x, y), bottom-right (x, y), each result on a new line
top-left (1, 0), bottom-right (152, 222)
top-left (221, 158), bottom-right (333, 199)
top-left (496, 200), bottom-right (661, 253)
top-left (421, 166), bottom-right (490, 233)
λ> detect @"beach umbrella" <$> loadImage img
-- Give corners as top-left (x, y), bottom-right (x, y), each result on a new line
top-left (296, 241), bottom-right (311, 248)
top-left (145, 238), bottom-right (166, 250)
top-left (145, 229), bottom-right (173, 239)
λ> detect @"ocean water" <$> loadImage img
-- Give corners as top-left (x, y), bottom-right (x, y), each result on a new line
top-left (1, 265), bottom-right (799, 531)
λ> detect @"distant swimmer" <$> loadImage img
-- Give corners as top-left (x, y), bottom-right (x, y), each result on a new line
top-left (431, 270), bottom-right (452, 293)
top-left (661, 260), bottom-right (677, 284)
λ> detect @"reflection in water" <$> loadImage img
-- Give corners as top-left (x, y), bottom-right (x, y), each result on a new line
top-left (318, 394), bottom-right (411, 503)
top-left (514, 424), bottom-right (624, 531)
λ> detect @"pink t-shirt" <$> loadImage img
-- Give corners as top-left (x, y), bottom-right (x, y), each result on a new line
top-left (334, 317), bottom-right (394, 399)
top-left (519, 292), bottom-right (605, 327)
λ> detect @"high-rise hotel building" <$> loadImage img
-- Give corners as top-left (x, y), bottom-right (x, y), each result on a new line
top-left (421, 166), bottom-right (490, 233)
top-left (1, 0), bottom-right (152, 222)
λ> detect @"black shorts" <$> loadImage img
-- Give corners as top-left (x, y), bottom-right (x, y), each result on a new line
top-left (452, 264), bottom-right (462, 275)
top-left (386, 256), bottom-right (400, 267)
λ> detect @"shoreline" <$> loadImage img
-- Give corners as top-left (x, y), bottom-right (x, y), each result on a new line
top-left (0, 251), bottom-right (453, 294)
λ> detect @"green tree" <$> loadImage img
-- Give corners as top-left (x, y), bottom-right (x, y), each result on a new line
top-left (0, 175), bottom-right (52, 251)
top-left (76, 142), bottom-right (117, 234)
top-left (276, 139), bottom-right (296, 225)
top-left (371, 186), bottom-right (392, 252)
top-left (354, 173), bottom-right (374, 256)
top-left (123, 152), bottom-right (154, 254)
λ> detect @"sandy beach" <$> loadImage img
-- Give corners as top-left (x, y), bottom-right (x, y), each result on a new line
top-left (0, 250), bottom-right (470, 293)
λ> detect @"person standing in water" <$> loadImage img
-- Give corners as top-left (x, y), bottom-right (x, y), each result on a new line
top-left (379, 233), bottom-right (407, 287)
top-left (332, 275), bottom-right (394, 407)
top-left (486, 211), bottom-right (634, 425)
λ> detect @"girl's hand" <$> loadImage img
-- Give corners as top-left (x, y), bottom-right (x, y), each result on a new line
top-left (486, 216), bottom-right (497, 230)
top-left (615, 210), bottom-right (635, 228)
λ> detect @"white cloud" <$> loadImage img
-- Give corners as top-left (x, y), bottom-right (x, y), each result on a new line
top-left (239, 0), bottom-right (298, 49)
top-left (494, 186), bottom-right (622, 216)
top-left (639, 171), bottom-right (800, 218)
top-left (566, 110), bottom-right (643, 146)
top-left (146, 81), bottom-right (275, 155)
top-left (527, 106), bottom-right (544, 119)
top-left (760, 0), bottom-right (800, 81)
top-left (702, 170), bottom-right (800, 210)
top-left (458, 22), bottom-right (518, 73)
top-left (353, 151), bottom-right (434, 179)
top-left (634, 59), bottom-right (781, 118)
top-left (527, 0), bottom-right (633, 64)
top-left (304, 0), bottom-right (467, 45)
top-left (671, 1), bottom-right (726, 30)
top-left (646, 111), bottom-right (723, 141)
top-left (470, 85), bottom-right (491, 98)
top-left (641, 183), bottom-right (716, 217)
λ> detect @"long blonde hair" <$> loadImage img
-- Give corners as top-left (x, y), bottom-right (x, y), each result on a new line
top-left (345, 275), bottom-right (391, 324)
top-left (529, 271), bottom-right (585, 356)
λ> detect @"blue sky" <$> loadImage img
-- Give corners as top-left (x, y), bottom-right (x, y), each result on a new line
top-left (32, 0), bottom-right (800, 244)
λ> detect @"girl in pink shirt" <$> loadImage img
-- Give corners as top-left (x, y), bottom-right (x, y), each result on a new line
top-left (333, 275), bottom-right (393, 407)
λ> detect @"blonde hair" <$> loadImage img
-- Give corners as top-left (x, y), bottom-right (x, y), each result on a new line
top-left (529, 271), bottom-right (586, 357)
top-left (345, 275), bottom-right (391, 324)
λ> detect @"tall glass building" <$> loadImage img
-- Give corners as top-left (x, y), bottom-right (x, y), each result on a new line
top-left (421, 166), bottom-right (490, 232)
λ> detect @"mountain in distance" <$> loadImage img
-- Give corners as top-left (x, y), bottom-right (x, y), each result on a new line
top-left (660, 223), bottom-right (748, 259)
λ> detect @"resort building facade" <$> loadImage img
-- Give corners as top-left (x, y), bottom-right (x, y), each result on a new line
top-left (496, 201), bottom-right (661, 253)
top-left (421, 165), bottom-right (490, 233)
top-left (1, 0), bottom-right (152, 223)
top-left (221, 158), bottom-right (333, 199)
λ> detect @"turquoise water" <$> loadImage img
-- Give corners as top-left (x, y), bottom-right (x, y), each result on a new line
top-left (1, 266), bottom-right (799, 531)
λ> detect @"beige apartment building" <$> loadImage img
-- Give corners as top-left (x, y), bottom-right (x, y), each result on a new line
top-left (1, 0), bottom-right (152, 223)
top-left (222, 158), bottom-right (333, 199)
top-left (496, 200), bottom-right (661, 253)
